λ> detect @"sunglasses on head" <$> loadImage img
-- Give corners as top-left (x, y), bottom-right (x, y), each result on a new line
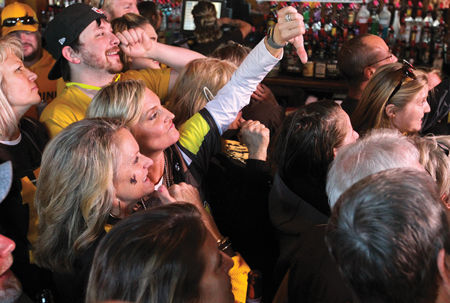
top-left (2, 16), bottom-right (37, 27)
top-left (386, 59), bottom-right (416, 104)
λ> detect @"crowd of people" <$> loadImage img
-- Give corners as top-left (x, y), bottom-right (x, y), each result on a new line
top-left (0, 1), bottom-right (448, 303)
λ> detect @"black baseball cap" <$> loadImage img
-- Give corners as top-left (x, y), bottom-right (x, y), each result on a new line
top-left (45, 3), bottom-right (106, 80)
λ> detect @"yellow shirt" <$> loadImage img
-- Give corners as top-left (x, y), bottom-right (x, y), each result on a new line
top-left (40, 67), bottom-right (171, 138)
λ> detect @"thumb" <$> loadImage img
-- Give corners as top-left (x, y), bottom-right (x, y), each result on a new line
top-left (293, 35), bottom-right (308, 64)
top-left (156, 185), bottom-right (175, 204)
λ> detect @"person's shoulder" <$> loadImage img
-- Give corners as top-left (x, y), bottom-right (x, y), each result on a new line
top-left (19, 117), bottom-right (49, 147)
top-left (122, 67), bottom-right (170, 80)
top-left (40, 86), bottom-right (86, 119)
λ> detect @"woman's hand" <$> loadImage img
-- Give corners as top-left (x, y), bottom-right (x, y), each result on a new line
top-left (251, 83), bottom-right (278, 105)
top-left (270, 6), bottom-right (307, 63)
top-left (239, 120), bottom-right (270, 161)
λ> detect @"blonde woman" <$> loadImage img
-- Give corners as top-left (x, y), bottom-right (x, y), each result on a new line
top-left (165, 57), bottom-right (237, 128)
top-left (352, 61), bottom-right (430, 135)
top-left (0, 35), bottom-right (50, 297)
top-left (33, 118), bottom-right (154, 302)
top-left (87, 7), bottom-right (306, 301)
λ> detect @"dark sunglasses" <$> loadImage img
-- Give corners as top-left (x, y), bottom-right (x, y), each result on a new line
top-left (2, 16), bottom-right (38, 27)
top-left (386, 60), bottom-right (416, 104)
top-left (438, 141), bottom-right (449, 157)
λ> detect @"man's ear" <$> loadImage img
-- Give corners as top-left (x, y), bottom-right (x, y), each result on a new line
top-left (437, 249), bottom-right (450, 297)
top-left (363, 66), bottom-right (377, 81)
top-left (385, 104), bottom-right (396, 119)
top-left (61, 45), bottom-right (81, 64)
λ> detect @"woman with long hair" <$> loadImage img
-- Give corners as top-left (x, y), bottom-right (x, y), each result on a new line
top-left (33, 118), bottom-right (154, 302)
top-left (87, 6), bottom-right (303, 191)
top-left (269, 100), bottom-right (358, 300)
top-left (352, 61), bottom-right (430, 135)
top-left (0, 35), bottom-right (50, 297)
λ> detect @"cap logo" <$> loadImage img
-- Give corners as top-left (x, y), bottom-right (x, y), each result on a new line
top-left (58, 37), bottom-right (66, 45)
top-left (91, 7), bottom-right (105, 15)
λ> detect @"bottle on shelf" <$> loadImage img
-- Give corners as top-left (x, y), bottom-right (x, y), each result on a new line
top-left (403, 1), bottom-right (414, 43)
top-left (414, 2), bottom-right (423, 44)
top-left (369, 0), bottom-right (380, 35)
top-left (391, 2), bottom-right (401, 40)
top-left (379, 0), bottom-right (392, 40)
top-left (356, 1), bottom-right (370, 34)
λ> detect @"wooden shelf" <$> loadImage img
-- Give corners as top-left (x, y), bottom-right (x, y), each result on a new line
top-left (263, 75), bottom-right (348, 94)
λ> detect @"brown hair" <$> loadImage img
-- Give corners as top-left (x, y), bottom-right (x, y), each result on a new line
top-left (86, 203), bottom-right (207, 303)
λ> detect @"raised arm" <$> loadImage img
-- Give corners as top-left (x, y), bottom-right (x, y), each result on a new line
top-left (116, 28), bottom-right (205, 73)
top-left (204, 6), bottom-right (306, 134)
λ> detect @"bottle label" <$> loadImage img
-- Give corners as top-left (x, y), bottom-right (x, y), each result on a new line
top-left (315, 62), bottom-right (326, 78)
top-left (303, 62), bottom-right (314, 77)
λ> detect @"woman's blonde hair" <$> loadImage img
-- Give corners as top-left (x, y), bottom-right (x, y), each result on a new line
top-left (87, 79), bottom-right (145, 127)
top-left (165, 57), bottom-right (236, 128)
top-left (352, 62), bottom-right (428, 135)
top-left (192, 1), bottom-right (222, 44)
top-left (0, 36), bottom-right (23, 138)
top-left (411, 135), bottom-right (450, 199)
top-left (34, 118), bottom-right (124, 273)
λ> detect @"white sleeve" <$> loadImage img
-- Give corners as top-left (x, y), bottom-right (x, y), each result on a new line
top-left (204, 38), bottom-right (282, 134)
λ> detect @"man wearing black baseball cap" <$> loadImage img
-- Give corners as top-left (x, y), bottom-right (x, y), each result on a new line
top-left (39, 3), bottom-right (204, 138)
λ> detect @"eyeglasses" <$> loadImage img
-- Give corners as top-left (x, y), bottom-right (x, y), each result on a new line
top-left (386, 60), bottom-right (416, 104)
top-left (367, 50), bottom-right (395, 67)
top-left (2, 16), bottom-right (38, 27)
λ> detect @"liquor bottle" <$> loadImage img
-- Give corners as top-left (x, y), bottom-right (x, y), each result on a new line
top-left (369, 0), bottom-right (380, 35)
top-left (326, 39), bottom-right (339, 79)
top-left (379, 0), bottom-right (391, 40)
top-left (314, 43), bottom-right (327, 79)
top-left (347, 3), bottom-right (356, 28)
top-left (403, 1), bottom-right (413, 43)
top-left (391, 2), bottom-right (401, 40)
top-left (303, 34), bottom-right (315, 78)
top-left (423, 4), bottom-right (434, 28)
top-left (283, 43), bottom-right (302, 75)
top-left (433, 43), bottom-right (444, 70)
top-left (266, 2), bottom-right (278, 33)
top-left (324, 3), bottom-right (333, 37)
top-left (414, 2), bottom-right (423, 44)
top-left (356, 1), bottom-right (370, 34)
top-left (301, 2), bottom-right (311, 30)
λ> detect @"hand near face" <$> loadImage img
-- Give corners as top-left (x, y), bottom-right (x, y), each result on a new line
top-left (155, 183), bottom-right (203, 208)
top-left (116, 27), bottom-right (154, 59)
top-left (239, 120), bottom-right (270, 161)
top-left (167, 183), bottom-right (203, 208)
